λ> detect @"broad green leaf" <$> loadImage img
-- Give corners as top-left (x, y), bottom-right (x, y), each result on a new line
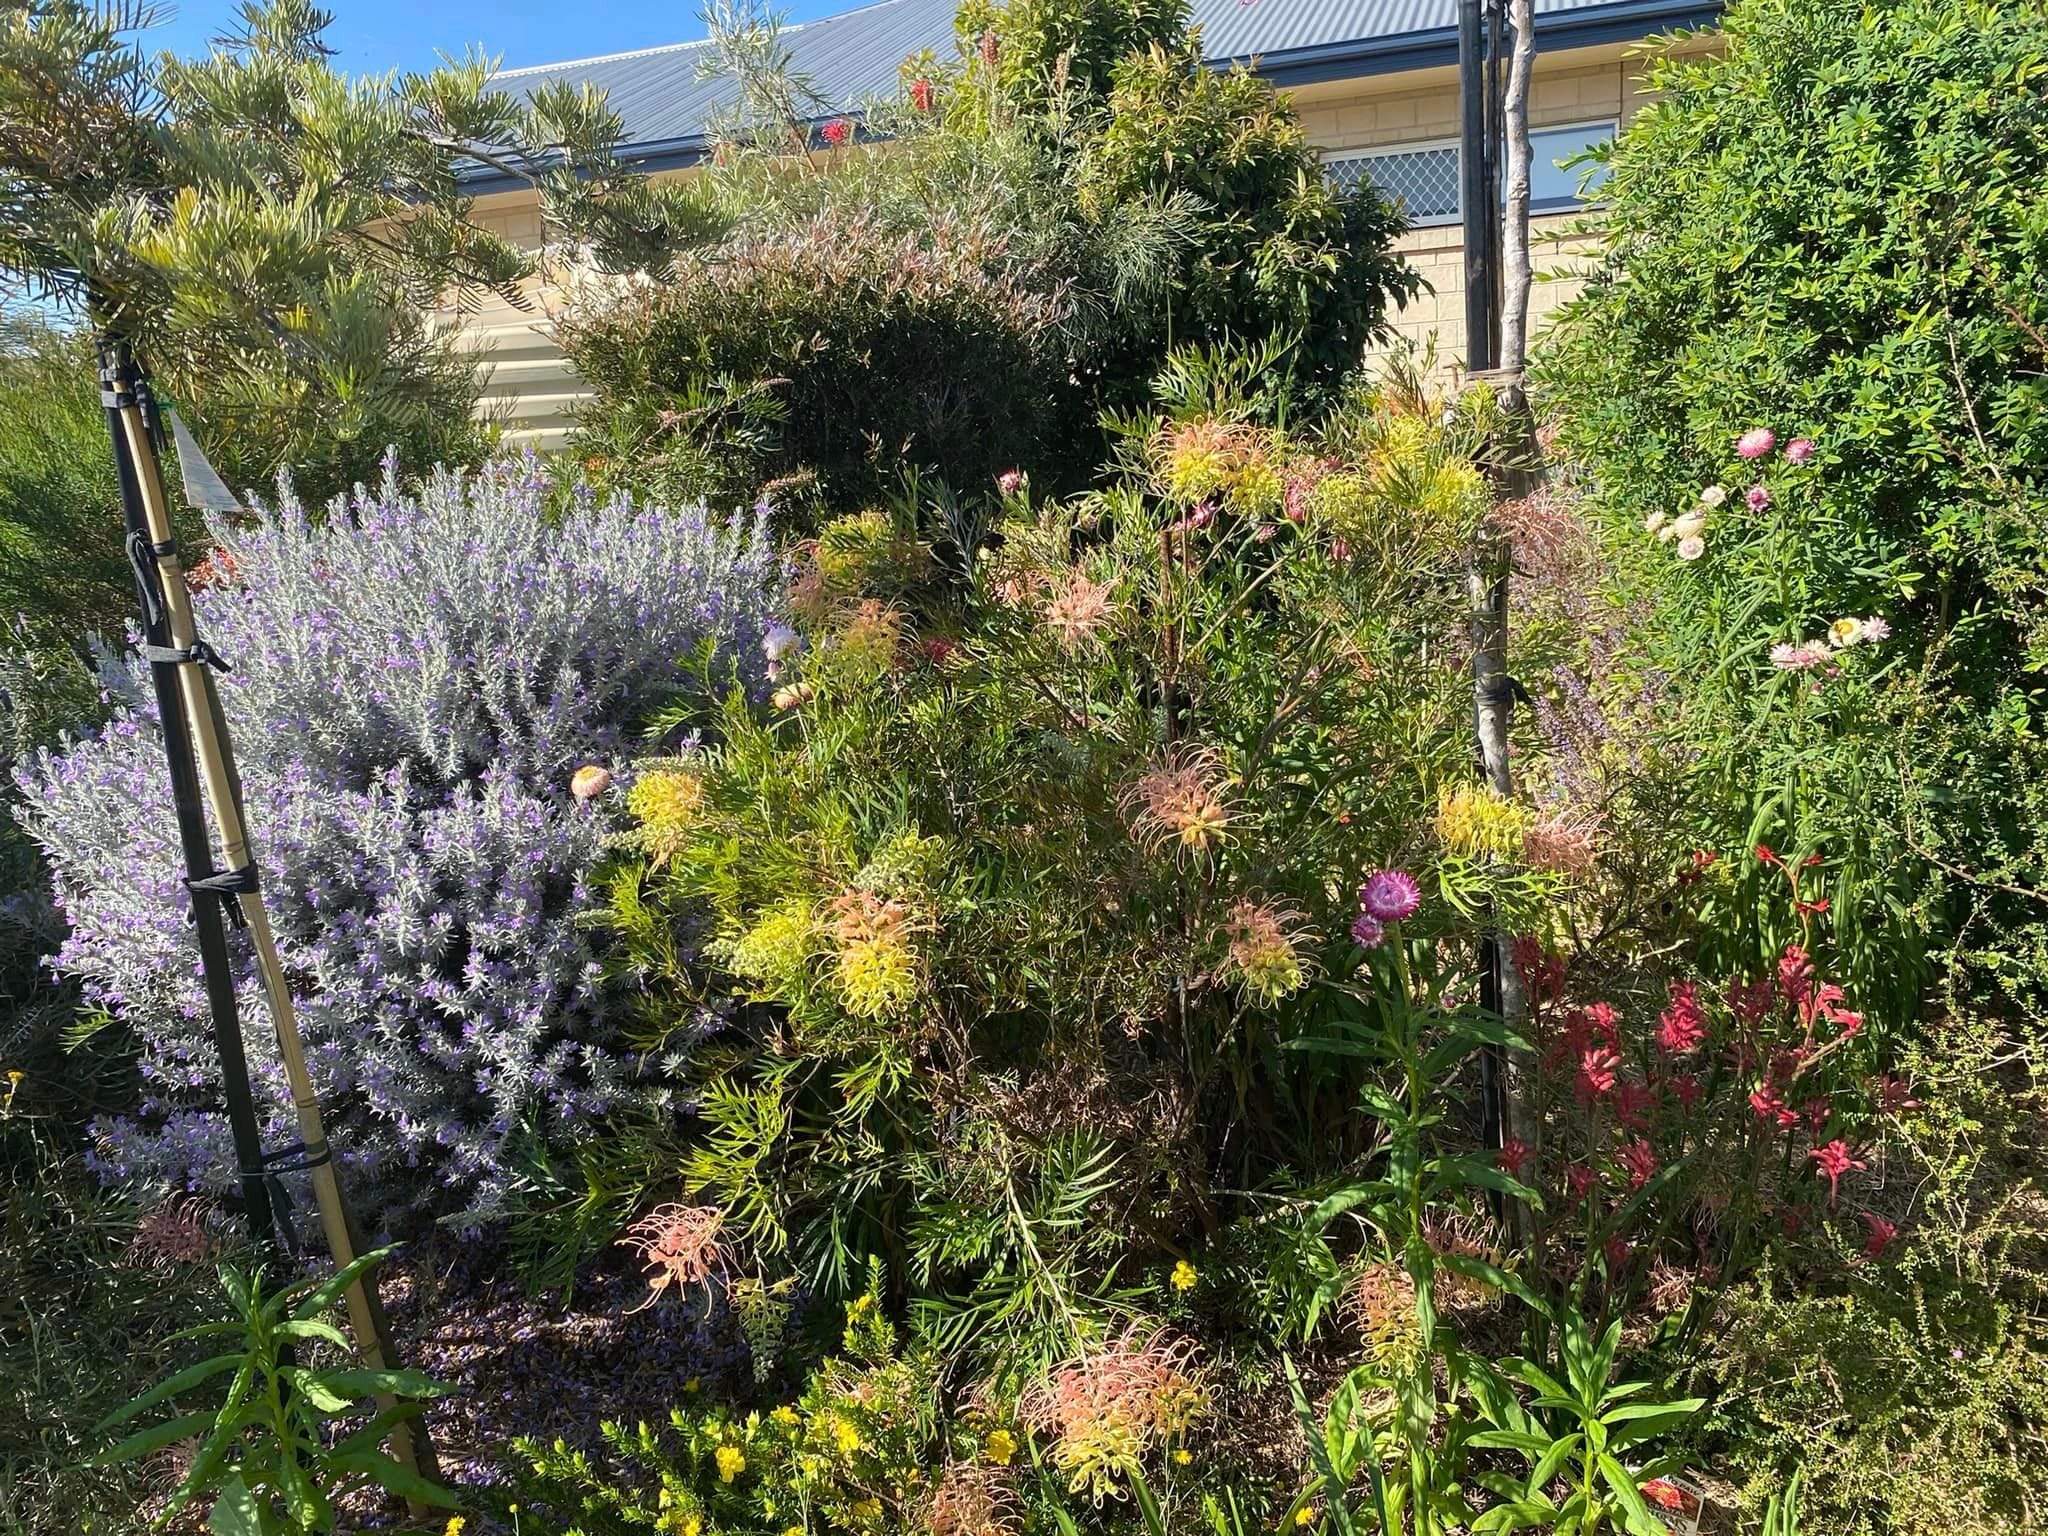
top-left (94, 1354), bottom-right (246, 1431)
top-left (206, 1476), bottom-right (262, 1536)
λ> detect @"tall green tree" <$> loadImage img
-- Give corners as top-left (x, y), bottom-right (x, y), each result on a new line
top-left (0, 0), bottom-right (715, 501)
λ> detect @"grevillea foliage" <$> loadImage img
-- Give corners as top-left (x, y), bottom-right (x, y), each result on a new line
top-left (15, 456), bottom-right (779, 1220)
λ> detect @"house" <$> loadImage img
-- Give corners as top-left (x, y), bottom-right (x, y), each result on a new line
top-left (449, 0), bottom-right (1721, 448)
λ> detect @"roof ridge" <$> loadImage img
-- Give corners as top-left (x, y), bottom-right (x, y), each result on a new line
top-left (494, 0), bottom-right (929, 80)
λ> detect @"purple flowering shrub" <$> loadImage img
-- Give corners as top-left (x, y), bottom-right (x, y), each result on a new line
top-left (15, 455), bottom-right (778, 1219)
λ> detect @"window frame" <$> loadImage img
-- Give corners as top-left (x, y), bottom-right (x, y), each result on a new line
top-left (1321, 117), bottom-right (1619, 227)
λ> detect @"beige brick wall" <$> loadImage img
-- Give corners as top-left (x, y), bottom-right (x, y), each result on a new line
top-left (448, 39), bottom-right (1666, 448)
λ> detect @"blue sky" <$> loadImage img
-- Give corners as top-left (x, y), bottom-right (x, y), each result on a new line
top-left (147, 0), bottom-right (850, 76)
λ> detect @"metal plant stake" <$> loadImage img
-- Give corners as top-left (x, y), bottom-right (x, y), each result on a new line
top-left (97, 339), bottom-right (431, 1487)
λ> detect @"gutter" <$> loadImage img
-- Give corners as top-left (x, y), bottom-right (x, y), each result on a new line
top-left (458, 0), bottom-right (1724, 193)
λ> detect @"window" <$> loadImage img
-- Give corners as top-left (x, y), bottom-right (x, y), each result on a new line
top-left (1527, 120), bottom-right (1615, 211)
top-left (1322, 119), bottom-right (1616, 224)
top-left (1324, 140), bottom-right (1462, 227)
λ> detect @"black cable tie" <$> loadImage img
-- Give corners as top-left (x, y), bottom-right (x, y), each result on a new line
top-left (1477, 673), bottom-right (1531, 708)
top-left (126, 530), bottom-right (165, 627)
top-left (183, 865), bottom-right (259, 929)
top-left (140, 638), bottom-right (231, 673)
top-left (150, 538), bottom-right (177, 558)
top-left (246, 1137), bottom-right (332, 1177)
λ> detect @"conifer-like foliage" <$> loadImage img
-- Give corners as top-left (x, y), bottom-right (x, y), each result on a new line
top-left (0, 0), bottom-right (713, 501)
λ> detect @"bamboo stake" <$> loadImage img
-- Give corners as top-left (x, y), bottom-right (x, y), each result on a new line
top-left (103, 359), bottom-right (432, 1489)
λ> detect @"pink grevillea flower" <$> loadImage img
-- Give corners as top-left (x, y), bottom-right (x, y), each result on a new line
top-left (1497, 1138), bottom-right (1530, 1180)
top-left (618, 1203), bottom-right (726, 1310)
top-left (1359, 869), bottom-right (1421, 922)
top-left (1810, 1139), bottom-right (1866, 1204)
top-left (1736, 427), bottom-right (1776, 459)
top-left (820, 117), bottom-right (852, 146)
top-left (1746, 484), bottom-right (1773, 512)
top-left (1859, 1211), bottom-right (1898, 1257)
top-left (1349, 911), bottom-right (1386, 948)
top-left (1785, 437), bottom-right (1816, 464)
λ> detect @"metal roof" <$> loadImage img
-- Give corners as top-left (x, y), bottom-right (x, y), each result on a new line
top-left (477, 0), bottom-right (1717, 185)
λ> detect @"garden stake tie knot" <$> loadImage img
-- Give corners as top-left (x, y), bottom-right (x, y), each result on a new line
top-left (95, 338), bottom-right (435, 1496)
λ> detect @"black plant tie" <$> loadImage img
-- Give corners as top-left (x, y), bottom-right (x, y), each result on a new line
top-left (241, 1140), bottom-right (332, 1257)
top-left (184, 865), bottom-right (260, 927)
top-left (141, 638), bottom-right (231, 673)
top-left (126, 530), bottom-right (165, 627)
top-left (1478, 673), bottom-right (1531, 708)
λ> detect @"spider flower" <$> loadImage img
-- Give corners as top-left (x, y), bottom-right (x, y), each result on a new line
top-left (1218, 898), bottom-right (1309, 1002)
top-left (1123, 752), bottom-right (1233, 862)
top-left (1020, 1326), bottom-right (1207, 1503)
top-left (617, 1202), bottom-right (726, 1310)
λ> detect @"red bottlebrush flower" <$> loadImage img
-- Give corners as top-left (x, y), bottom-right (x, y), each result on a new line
top-left (1668, 1072), bottom-right (1702, 1111)
top-left (1617, 1138), bottom-right (1659, 1191)
top-left (1656, 979), bottom-right (1707, 1055)
top-left (1565, 1162), bottom-right (1598, 1200)
top-left (1859, 1211), bottom-right (1898, 1257)
top-left (1496, 1138), bottom-right (1530, 1181)
top-left (820, 117), bottom-right (852, 147)
top-left (1576, 1044), bottom-right (1621, 1101)
top-left (1643, 1478), bottom-right (1685, 1511)
top-left (1809, 1139), bottom-right (1866, 1205)
top-left (1778, 944), bottom-right (1815, 1008)
top-left (909, 76), bottom-right (935, 112)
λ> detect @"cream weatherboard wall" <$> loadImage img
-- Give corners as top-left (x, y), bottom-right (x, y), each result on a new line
top-left (438, 40), bottom-right (1664, 451)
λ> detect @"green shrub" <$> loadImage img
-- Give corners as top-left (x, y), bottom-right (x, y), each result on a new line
top-left (1531, 0), bottom-right (2048, 1024)
top-left (560, 208), bottom-right (1068, 516)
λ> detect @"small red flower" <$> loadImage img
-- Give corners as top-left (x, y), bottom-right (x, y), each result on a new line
top-left (1754, 842), bottom-right (1782, 867)
top-left (1656, 979), bottom-right (1707, 1055)
top-left (1603, 1233), bottom-right (1633, 1271)
top-left (909, 76), bottom-right (935, 112)
top-left (820, 117), bottom-right (852, 147)
top-left (1727, 976), bottom-right (1774, 1025)
top-left (1642, 1479), bottom-right (1685, 1512)
top-left (1565, 1162), bottom-right (1598, 1200)
top-left (1859, 1211), bottom-right (1898, 1257)
top-left (1576, 1044), bottom-right (1621, 1101)
top-left (1749, 1081), bottom-right (1787, 1125)
top-left (1618, 1138), bottom-right (1659, 1191)
top-left (1778, 944), bottom-right (1815, 1008)
top-left (1496, 1138), bottom-right (1530, 1181)
top-left (1872, 1074), bottom-right (1918, 1115)
top-left (1809, 1139), bottom-right (1866, 1205)
top-left (1668, 1072), bottom-right (1702, 1111)
top-left (1615, 1077), bottom-right (1657, 1132)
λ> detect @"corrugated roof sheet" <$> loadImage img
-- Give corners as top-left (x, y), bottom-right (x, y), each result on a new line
top-left (493, 0), bottom-right (1714, 164)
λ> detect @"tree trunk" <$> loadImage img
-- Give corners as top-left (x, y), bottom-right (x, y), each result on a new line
top-left (1499, 0), bottom-right (1537, 380)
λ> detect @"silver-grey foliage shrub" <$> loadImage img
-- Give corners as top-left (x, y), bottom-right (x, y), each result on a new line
top-left (16, 454), bottom-right (778, 1219)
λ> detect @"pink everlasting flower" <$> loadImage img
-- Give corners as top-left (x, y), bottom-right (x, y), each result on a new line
top-left (1746, 484), bottom-right (1773, 512)
top-left (570, 764), bottom-right (612, 801)
top-left (1359, 869), bottom-right (1421, 922)
top-left (1770, 641), bottom-right (1829, 671)
top-left (1676, 534), bottom-right (1706, 560)
top-left (1736, 427), bottom-right (1776, 459)
top-left (1860, 615), bottom-right (1891, 641)
top-left (997, 468), bottom-right (1025, 497)
top-left (1785, 437), bottom-right (1816, 464)
top-left (1349, 911), bottom-right (1385, 948)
